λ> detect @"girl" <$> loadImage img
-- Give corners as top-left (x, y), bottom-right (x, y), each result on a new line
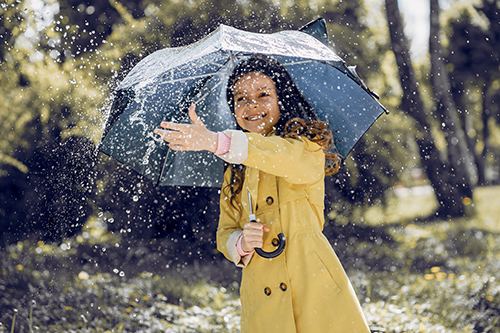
top-left (154, 55), bottom-right (370, 332)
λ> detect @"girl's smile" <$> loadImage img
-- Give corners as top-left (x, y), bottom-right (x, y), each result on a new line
top-left (233, 71), bottom-right (280, 135)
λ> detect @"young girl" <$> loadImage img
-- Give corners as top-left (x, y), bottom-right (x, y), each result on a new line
top-left (154, 55), bottom-right (370, 332)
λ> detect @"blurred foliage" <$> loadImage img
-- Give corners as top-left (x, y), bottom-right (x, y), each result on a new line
top-left (0, 0), bottom-right (499, 255)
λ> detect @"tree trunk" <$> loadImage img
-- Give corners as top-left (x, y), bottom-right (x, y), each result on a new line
top-left (429, 0), bottom-right (476, 193)
top-left (463, 105), bottom-right (487, 186)
top-left (384, 0), bottom-right (468, 217)
top-left (480, 83), bottom-right (491, 185)
top-left (450, 79), bottom-right (486, 186)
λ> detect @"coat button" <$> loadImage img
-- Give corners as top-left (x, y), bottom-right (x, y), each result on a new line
top-left (264, 287), bottom-right (271, 296)
top-left (272, 238), bottom-right (279, 247)
top-left (280, 283), bottom-right (287, 291)
top-left (266, 196), bottom-right (274, 205)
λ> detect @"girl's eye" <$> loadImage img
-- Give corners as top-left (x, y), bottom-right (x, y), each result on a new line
top-left (236, 96), bottom-right (246, 102)
top-left (259, 92), bottom-right (269, 98)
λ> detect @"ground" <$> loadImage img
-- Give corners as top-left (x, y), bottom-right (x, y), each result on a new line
top-left (1, 186), bottom-right (499, 332)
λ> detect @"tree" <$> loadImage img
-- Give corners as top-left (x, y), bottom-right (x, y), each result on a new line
top-left (0, 0), bottom-right (104, 243)
top-left (428, 0), bottom-right (475, 195)
top-left (444, 0), bottom-right (500, 185)
top-left (384, 0), bottom-right (473, 217)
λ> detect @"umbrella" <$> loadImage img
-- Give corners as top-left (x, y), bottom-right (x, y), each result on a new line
top-left (98, 18), bottom-right (387, 188)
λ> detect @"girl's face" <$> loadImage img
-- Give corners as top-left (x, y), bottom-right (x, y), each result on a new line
top-left (232, 71), bottom-right (280, 135)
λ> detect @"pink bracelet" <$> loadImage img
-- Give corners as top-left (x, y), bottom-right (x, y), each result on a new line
top-left (215, 132), bottom-right (231, 156)
top-left (236, 234), bottom-right (253, 257)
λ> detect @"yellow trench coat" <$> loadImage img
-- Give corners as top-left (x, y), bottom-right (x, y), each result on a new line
top-left (216, 131), bottom-right (370, 333)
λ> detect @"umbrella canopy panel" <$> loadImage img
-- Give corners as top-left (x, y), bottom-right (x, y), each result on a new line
top-left (276, 57), bottom-right (384, 157)
top-left (99, 53), bottom-right (235, 187)
top-left (158, 62), bottom-right (237, 187)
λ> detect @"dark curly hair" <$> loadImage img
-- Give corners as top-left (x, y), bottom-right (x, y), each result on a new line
top-left (225, 54), bottom-right (341, 210)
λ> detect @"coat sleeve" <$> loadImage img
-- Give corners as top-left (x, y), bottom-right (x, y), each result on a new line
top-left (216, 168), bottom-right (254, 268)
top-left (217, 130), bottom-right (325, 184)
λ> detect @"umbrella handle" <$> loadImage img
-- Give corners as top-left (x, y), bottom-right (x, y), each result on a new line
top-left (255, 232), bottom-right (286, 259)
top-left (249, 214), bottom-right (286, 259)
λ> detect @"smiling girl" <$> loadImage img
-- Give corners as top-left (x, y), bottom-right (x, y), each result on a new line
top-left (154, 55), bottom-right (370, 332)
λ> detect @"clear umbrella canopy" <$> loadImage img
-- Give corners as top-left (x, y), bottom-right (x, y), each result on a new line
top-left (99, 21), bottom-right (386, 187)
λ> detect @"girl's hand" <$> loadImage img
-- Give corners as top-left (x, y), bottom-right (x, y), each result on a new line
top-left (153, 105), bottom-right (218, 153)
top-left (241, 222), bottom-right (270, 252)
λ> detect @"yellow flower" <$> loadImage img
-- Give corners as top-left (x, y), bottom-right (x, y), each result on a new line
top-left (424, 274), bottom-right (434, 281)
top-left (125, 307), bottom-right (133, 313)
top-left (430, 266), bottom-right (440, 273)
top-left (16, 264), bottom-right (23, 271)
top-left (435, 272), bottom-right (447, 282)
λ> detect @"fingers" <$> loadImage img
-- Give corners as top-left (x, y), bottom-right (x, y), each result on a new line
top-left (242, 222), bottom-right (269, 251)
top-left (159, 121), bottom-right (186, 131)
top-left (152, 105), bottom-right (215, 152)
top-left (188, 104), bottom-right (204, 127)
top-left (244, 222), bottom-right (269, 233)
top-left (153, 129), bottom-right (188, 152)
top-left (153, 128), bottom-right (182, 141)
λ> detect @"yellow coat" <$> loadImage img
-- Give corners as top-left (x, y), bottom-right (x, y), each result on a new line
top-left (216, 131), bottom-right (370, 333)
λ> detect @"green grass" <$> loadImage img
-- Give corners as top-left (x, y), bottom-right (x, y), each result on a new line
top-left (1, 187), bottom-right (500, 332)
top-left (346, 185), bottom-right (500, 332)
top-left (0, 239), bottom-right (241, 332)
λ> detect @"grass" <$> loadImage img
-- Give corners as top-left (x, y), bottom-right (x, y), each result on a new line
top-left (1, 186), bottom-right (500, 332)
top-left (0, 238), bottom-right (241, 332)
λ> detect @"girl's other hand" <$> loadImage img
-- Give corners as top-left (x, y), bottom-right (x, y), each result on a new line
top-left (153, 105), bottom-right (218, 153)
top-left (241, 222), bottom-right (270, 252)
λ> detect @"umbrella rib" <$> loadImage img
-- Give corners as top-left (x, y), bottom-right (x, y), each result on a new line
top-left (193, 75), bottom-right (227, 105)
top-left (157, 69), bottom-right (231, 84)
top-left (160, 72), bottom-right (209, 83)
top-left (192, 58), bottom-right (235, 104)
top-left (156, 58), bottom-right (316, 85)
top-left (157, 145), bottom-right (173, 186)
top-left (156, 59), bottom-right (233, 184)
top-left (156, 56), bottom-right (231, 85)
top-left (280, 59), bottom-right (314, 66)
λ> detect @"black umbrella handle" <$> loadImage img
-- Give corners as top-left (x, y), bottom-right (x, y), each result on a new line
top-left (247, 189), bottom-right (285, 259)
top-left (249, 215), bottom-right (286, 259)
top-left (255, 232), bottom-right (286, 259)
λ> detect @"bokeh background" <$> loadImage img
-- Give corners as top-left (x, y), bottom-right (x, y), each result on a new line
top-left (1, 0), bottom-right (499, 332)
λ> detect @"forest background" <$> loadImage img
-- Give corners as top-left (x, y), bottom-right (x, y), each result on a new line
top-left (1, 0), bottom-right (500, 332)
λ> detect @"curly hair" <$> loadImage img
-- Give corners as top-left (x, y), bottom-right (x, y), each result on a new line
top-left (224, 54), bottom-right (341, 210)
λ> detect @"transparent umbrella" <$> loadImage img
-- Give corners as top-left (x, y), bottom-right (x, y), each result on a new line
top-left (98, 18), bottom-right (387, 187)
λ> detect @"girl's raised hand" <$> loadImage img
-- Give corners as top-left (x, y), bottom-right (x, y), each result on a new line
top-left (241, 222), bottom-right (270, 252)
top-left (154, 105), bottom-right (218, 153)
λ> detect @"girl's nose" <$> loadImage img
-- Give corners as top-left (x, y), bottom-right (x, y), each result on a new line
top-left (247, 99), bottom-right (259, 108)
